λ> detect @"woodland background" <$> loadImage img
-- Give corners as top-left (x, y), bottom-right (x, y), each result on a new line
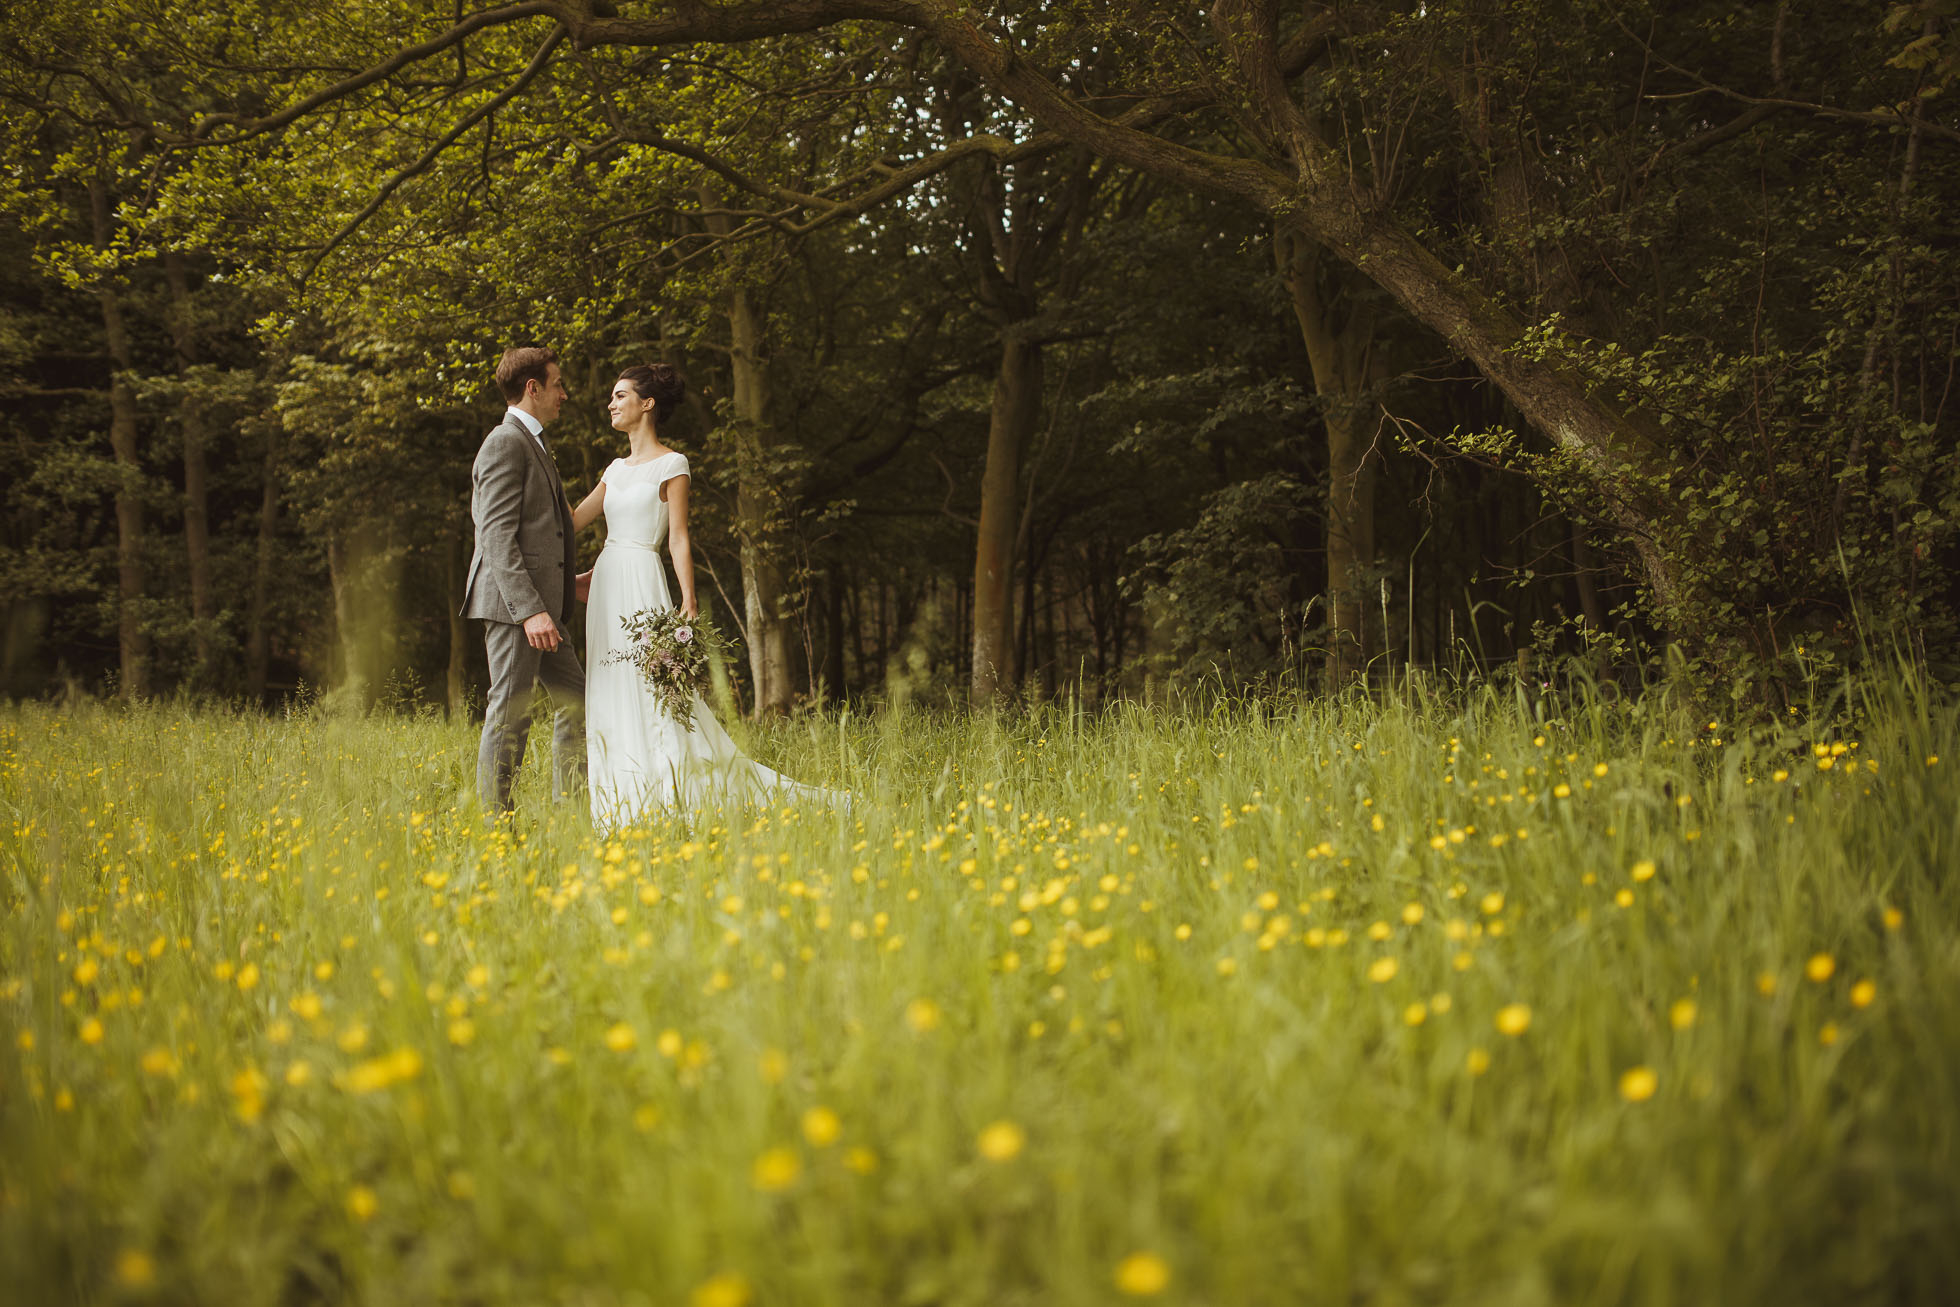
top-left (2, 0), bottom-right (1955, 716)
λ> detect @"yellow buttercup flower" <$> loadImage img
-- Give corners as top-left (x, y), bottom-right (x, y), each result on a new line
top-left (1465, 1047), bottom-right (1491, 1076)
top-left (1805, 953), bottom-right (1836, 983)
top-left (801, 1106), bottom-right (842, 1147)
top-left (342, 1048), bottom-right (422, 1094)
top-left (604, 1023), bottom-right (637, 1052)
top-left (1669, 999), bottom-right (1697, 1030)
top-left (346, 1185), bottom-right (378, 1221)
top-left (231, 1067), bottom-right (268, 1122)
top-left (1367, 956), bottom-right (1399, 983)
top-left (691, 1273), bottom-right (753, 1307)
top-left (114, 1249), bottom-right (156, 1288)
top-left (1630, 860), bottom-right (1656, 883)
top-left (905, 998), bottom-right (942, 1033)
top-left (1114, 1251), bottom-right (1172, 1296)
top-left (1850, 980), bottom-right (1876, 1008)
top-left (1618, 1066), bottom-right (1658, 1102)
top-left (1494, 1004), bottom-right (1532, 1037)
top-left (752, 1147), bottom-right (801, 1192)
top-left (977, 1120), bottom-right (1026, 1162)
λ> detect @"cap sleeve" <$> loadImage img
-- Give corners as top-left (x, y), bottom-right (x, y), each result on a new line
top-left (600, 457), bottom-right (623, 486)
top-left (657, 452), bottom-right (691, 488)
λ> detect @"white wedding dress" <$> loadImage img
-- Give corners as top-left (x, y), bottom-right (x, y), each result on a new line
top-left (585, 452), bottom-right (840, 827)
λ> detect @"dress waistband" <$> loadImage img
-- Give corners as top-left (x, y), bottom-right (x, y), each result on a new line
top-left (604, 539), bottom-right (663, 553)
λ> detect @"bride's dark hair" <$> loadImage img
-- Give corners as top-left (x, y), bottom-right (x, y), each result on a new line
top-left (619, 363), bottom-right (685, 427)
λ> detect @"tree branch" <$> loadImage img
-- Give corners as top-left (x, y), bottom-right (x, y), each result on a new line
top-left (1620, 12), bottom-right (1960, 149)
top-left (155, 3), bottom-right (562, 145)
top-left (300, 25), bottom-right (569, 285)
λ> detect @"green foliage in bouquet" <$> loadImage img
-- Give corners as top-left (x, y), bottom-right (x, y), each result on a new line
top-left (603, 608), bottom-right (731, 733)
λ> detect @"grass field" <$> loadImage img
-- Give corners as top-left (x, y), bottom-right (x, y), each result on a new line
top-left (3, 678), bottom-right (1958, 1305)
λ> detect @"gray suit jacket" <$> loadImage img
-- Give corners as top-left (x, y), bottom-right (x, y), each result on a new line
top-left (459, 416), bottom-right (577, 626)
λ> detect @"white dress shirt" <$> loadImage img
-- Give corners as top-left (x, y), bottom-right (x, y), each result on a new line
top-left (505, 405), bottom-right (546, 452)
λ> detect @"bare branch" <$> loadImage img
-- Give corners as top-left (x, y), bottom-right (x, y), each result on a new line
top-left (300, 25), bottom-right (569, 285)
top-left (173, 1), bottom-right (563, 146)
top-left (1618, 12), bottom-right (1960, 149)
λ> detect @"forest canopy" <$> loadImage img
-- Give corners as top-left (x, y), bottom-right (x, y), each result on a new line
top-left (2, 0), bottom-right (1954, 712)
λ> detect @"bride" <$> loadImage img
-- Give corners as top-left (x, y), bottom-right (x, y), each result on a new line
top-left (572, 363), bottom-right (841, 827)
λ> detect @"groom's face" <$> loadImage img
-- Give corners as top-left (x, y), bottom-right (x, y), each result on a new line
top-left (528, 363), bottom-right (568, 423)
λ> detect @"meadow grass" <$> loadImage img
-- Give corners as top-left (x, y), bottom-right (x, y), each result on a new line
top-left (2, 678), bottom-right (1957, 1305)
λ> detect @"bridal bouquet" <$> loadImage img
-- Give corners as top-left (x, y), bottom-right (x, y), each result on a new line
top-left (604, 607), bottom-right (729, 733)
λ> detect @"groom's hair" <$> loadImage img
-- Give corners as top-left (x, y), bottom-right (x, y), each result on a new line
top-left (620, 363), bottom-right (685, 426)
top-left (495, 346), bottom-right (558, 403)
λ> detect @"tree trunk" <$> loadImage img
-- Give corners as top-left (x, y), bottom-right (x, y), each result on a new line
top-left (90, 180), bottom-right (148, 700)
top-left (971, 331), bottom-right (1042, 706)
top-left (1571, 523), bottom-right (1605, 633)
top-left (1017, 536), bottom-right (1038, 688)
top-left (931, 6), bottom-right (1691, 621)
top-left (821, 565), bottom-right (846, 700)
top-left (447, 524), bottom-right (470, 717)
top-left (326, 533), bottom-right (364, 707)
top-left (163, 252), bottom-right (217, 689)
top-left (245, 420), bottom-right (279, 703)
top-left (847, 577), bottom-right (865, 696)
top-left (727, 284), bottom-right (794, 716)
top-left (1277, 229), bottom-right (1383, 689)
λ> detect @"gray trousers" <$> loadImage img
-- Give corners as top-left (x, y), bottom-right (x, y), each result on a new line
top-left (478, 618), bottom-right (586, 813)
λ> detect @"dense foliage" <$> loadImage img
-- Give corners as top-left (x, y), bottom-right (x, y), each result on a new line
top-left (1, 1), bottom-right (1954, 710)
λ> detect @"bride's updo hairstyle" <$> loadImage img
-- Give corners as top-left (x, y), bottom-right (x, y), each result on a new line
top-left (620, 363), bottom-right (685, 427)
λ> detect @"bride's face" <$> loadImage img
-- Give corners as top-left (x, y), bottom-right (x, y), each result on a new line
top-left (607, 381), bottom-right (650, 433)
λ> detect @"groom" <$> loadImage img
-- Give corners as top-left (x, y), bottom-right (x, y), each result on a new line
top-left (461, 346), bottom-right (585, 814)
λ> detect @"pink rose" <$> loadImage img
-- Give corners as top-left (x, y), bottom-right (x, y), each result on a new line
top-left (674, 627), bottom-right (693, 644)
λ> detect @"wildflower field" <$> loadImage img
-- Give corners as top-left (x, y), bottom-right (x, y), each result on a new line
top-left (4, 680), bottom-right (1958, 1305)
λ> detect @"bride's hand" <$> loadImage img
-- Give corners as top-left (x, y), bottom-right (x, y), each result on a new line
top-left (575, 570), bottom-right (592, 603)
top-left (681, 597), bottom-right (698, 620)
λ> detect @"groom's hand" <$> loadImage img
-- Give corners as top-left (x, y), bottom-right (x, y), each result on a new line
top-left (522, 611), bottom-right (562, 651)
top-left (575, 570), bottom-right (592, 603)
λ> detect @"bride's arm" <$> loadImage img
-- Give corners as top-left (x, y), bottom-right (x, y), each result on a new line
top-left (665, 473), bottom-right (698, 619)
top-left (571, 480), bottom-right (606, 532)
